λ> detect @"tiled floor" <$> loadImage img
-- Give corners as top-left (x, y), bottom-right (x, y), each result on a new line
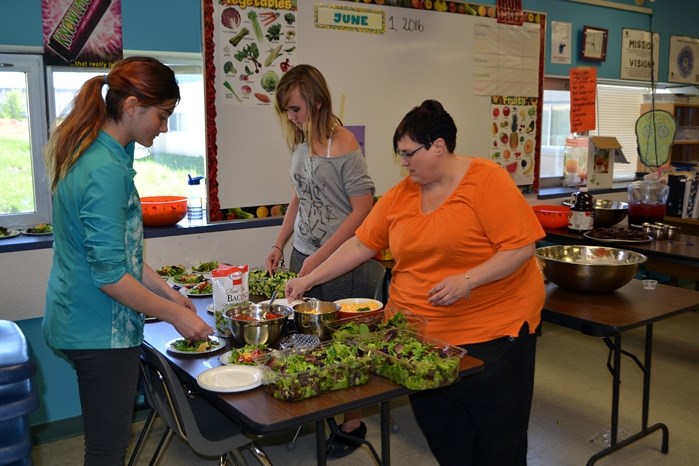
top-left (32, 310), bottom-right (699, 466)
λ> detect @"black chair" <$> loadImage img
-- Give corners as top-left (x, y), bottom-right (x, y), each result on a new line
top-left (365, 259), bottom-right (387, 302)
top-left (128, 341), bottom-right (271, 466)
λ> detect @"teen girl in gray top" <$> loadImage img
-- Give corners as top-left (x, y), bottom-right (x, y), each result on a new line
top-left (267, 64), bottom-right (375, 301)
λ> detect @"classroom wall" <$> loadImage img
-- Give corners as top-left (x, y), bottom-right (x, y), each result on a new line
top-left (2, 1), bottom-right (697, 82)
top-left (1, 0), bottom-right (697, 435)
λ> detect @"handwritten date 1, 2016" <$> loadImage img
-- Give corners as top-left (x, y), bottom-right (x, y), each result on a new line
top-left (388, 16), bottom-right (424, 33)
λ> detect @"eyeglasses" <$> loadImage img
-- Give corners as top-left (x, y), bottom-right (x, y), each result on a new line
top-left (395, 144), bottom-right (426, 159)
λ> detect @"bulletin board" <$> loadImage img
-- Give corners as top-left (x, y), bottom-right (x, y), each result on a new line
top-left (203, 0), bottom-right (545, 221)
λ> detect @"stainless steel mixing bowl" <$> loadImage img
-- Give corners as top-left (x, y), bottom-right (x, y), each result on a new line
top-left (224, 303), bottom-right (292, 346)
top-left (535, 245), bottom-right (647, 293)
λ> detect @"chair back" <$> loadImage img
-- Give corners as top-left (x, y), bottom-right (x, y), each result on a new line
top-left (365, 260), bottom-right (387, 302)
top-left (139, 342), bottom-right (193, 442)
top-left (139, 342), bottom-right (254, 459)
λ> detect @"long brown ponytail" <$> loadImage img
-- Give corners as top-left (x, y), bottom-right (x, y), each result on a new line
top-left (44, 56), bottom-right (180, 191)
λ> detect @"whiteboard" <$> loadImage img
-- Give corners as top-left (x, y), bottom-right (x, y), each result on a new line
top-left (205, 1), bottom-right (544, 219)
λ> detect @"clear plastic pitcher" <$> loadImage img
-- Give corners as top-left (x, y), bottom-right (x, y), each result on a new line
top-left (627, 180), bottom-right (669, 228)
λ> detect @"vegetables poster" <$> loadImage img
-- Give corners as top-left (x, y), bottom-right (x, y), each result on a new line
top-left (490, 96), bottom-right (537, 184)
top-left (216, 2), bottom-right (297, 107)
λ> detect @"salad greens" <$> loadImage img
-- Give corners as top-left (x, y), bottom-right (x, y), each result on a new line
top-left (187, 280), bottom-right (212, 295)
top-left (249, 268), bottom-right (297, 298)
top-left (359, 329), bottom-right (462, 391)
top-left (226, 344), bottom-right (268, 365)
top-left (330, 311), bottom-right (426, 342)
top-left (192, 261), bottom-right (218, 272)
top-left (171, 338), bottom-right (221, 353)
top-left (156, 264), bottom-right (186, 277)
top-left (260, 341), bottom-right (371, 401)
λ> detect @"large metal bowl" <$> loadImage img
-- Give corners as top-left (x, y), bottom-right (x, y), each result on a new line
top-left (223, 303), bottom-right (292, 346)
top-left (594, 200), bottom-right (629, 228)
top-left (293, 299), bottom-right (340, 340)
top-left (535, 245), bottom-right (647, 293)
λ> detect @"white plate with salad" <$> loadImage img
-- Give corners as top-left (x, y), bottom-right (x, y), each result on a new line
top-left (0, 228), bottom-right (20, 240)
top-left (178, 280), bottom-right (213, 297)
top-left (166, 336), bottom-right (224, 354)
top-left (21, 223), bottom-right (53, 236)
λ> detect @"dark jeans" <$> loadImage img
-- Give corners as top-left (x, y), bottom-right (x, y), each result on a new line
top-left (63, 347), bottom-right (141, 466)
top-left (410, 322), bottom-right (537, 466)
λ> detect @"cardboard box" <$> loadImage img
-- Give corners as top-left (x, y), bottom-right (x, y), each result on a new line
top-left (563, 136), bottom-right (623, 189)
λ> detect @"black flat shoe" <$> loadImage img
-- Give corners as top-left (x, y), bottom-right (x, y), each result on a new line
top-left (326, 422), bottom-right (367, 458)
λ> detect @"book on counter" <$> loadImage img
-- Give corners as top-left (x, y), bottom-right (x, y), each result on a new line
top-left (666, 174), bottom-right (687, 217)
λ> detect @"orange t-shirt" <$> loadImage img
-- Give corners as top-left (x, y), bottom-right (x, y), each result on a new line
top-left (356, 158), bottom-right (545, 345)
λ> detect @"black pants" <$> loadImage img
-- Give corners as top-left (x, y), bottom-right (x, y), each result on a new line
top-left (410, 323), bottom-right (537, 466)
top-left (63, 347), bottom-right (141, 466)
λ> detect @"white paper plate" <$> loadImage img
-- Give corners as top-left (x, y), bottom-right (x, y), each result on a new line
top-left (166, 336), bottom-right (224, 355)
top-left (197, 365), bottom-right (262, 392)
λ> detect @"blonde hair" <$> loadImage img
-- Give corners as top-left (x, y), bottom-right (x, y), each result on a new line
top-left (273, 64), bottom-right (340, 154)
top-left (44, 56), bottom-right (180, 191)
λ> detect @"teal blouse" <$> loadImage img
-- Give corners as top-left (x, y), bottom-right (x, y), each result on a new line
top-left (43, 131), bottom-right (145, 350)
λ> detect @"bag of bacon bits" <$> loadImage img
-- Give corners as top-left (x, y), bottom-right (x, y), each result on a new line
top-left (211, 264), bottom-right (249, 336)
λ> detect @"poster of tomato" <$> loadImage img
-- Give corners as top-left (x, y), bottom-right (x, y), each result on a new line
top-left (216, 2), bottom-right (297, 107)
top-left (490, 96), bottom-right (537, 185)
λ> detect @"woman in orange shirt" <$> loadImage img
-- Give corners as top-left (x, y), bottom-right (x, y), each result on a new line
top-left (286, 100), bottom-right (545, 466)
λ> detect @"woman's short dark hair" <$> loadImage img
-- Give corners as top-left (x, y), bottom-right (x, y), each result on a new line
top-left (393, 99), bottom-right (457, 153)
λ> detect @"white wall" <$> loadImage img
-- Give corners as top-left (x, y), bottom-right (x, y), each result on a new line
top-left (1, 226), bottom-right (281, 321)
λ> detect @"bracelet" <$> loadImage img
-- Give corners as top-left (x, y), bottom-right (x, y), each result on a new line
top-left (271, 245), bottom-right (283, 253)
top-left (464, 274), bottom-right (471, 300)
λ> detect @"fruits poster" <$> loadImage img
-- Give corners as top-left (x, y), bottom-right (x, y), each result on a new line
top-left (490, 96), bottom-right (537, 185)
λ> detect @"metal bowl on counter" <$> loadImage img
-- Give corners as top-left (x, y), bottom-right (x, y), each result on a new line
top-left (593, 200), bottom-right (628, 228)
top-left (293, 299), bottom-right (340, 340)
top-left (535, 245), bottom-right (647, 293)
top-left (223, 303), bottom-right (292, 346)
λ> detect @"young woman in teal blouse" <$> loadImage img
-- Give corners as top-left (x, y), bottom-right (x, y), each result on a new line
top-left (43, 57), bottom-right (213, 466)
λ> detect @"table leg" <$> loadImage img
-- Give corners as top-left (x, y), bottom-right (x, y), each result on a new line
top-left (316, 419), bottom-right (326, 466)
top-left (381, 401), bottom-right (391, 466)
top-left (586, 326), bottom-right (669, 466)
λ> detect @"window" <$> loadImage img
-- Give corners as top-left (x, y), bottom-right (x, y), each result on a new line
top-left (47, 54), bottom-right (206, 202)
top-left (539, 79), bottom-right (652, 184)
top-left (0, 54), bottom-right (50, 227)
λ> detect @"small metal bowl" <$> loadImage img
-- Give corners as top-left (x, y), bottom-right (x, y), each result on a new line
top-left (535, 245), bottom-right (647, 293)
top-left (224, 303), bottom-right (292, 346)
top-left (293, 299), bottom-right (340, 340)
top-left (593, 200), bottom-right (628, 228)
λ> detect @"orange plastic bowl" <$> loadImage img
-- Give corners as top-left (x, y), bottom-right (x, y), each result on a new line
top-left (141, 196), bottom-right (188, 226)
top-left (532, 205), bottom-right (570, 229)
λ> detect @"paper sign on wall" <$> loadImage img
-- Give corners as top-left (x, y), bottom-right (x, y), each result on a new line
top-left (620, 29), bottom-right (659, 82)
top-left (569, 67), bottom-right (596, 134)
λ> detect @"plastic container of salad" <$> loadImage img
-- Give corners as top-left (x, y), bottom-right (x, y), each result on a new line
top-left (357, 329), bottom-right (466, 391)
top-left (254, 340), bottom-right (372, 401)
top-left (327, 308), bottom-right (429, 343)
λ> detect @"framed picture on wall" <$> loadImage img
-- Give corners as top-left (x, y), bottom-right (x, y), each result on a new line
top-left (581, 26), bottom-right (608, 61)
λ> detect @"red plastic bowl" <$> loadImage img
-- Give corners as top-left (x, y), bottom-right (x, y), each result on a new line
top-left (141, 196), bottom-right (188, 226)
top-left (532, 205), bottom-right (570, 229)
